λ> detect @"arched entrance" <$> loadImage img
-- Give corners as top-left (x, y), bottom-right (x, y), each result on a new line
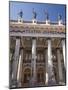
top-left (22, 68), bottom-right (31, 87)
top-left (37, 67), bottom-right (45, 86)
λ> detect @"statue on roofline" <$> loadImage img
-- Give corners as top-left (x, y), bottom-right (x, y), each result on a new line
top-left (32, 8), bottom-right (37, 19)
top-left (58, 14), bottom-right (62, 20)
top-left (18, 10), bottom-right (23, 18)
top-left (44, 10), bottom-right (49, 20)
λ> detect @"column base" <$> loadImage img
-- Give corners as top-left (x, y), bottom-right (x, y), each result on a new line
top-left (45, 82), bottom-right (48, 86)
top-left (10, 79), bottom-right (21, 88)
top-left (59, 81), bottom-right (65, 85)
top-left (48, 79), bottom-right (56, 86)
top-left (10, 80), bottom-right (18, 88)
top-left (17, 81), bottom-right (22, 87)
top-left (30, 79), bottom-right (37, 87)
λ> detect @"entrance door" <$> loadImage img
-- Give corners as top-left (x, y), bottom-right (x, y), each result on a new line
top-left (37, 68), bottom-right (45, 86)
top-left (23, 68), bottom-right (31, 87)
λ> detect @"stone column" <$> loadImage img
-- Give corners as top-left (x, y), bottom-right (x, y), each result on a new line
top-left (45, 49), bottom-right (48, 85)
top-left (61, 39), bottom-right (66, 68)
top-left (31, 38), bottom-right (36, 86)
top-left (17, 48), bottom-right (23, 87)
top-left (57, 49), bottom-right (63, 84)
top-left (47, 39), bottom-right (56, 85)
top-left (12, 37), bottom-right (20, 87)
top-left (9, 52), bottom-right (13, 87)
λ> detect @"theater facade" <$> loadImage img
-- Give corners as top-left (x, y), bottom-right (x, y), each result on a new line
top-left (9, 12), bottom-right (66, 88)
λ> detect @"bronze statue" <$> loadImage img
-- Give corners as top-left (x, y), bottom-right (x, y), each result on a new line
top-left (44, 10), bottom-right (49, 20)
top-left (32, 8), bottom-right (37, 19)
top-left (18, 10), bottom-right (23, 18)
top-left (58, 14), bottom-right (62, 20)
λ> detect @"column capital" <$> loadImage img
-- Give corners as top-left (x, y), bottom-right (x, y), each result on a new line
top-left (16, 36), bottom-right (21, 39)
top-left (47, 38), bottom-right (51, 40)
top-left (20, 47), bottom-right (24, 50)
top-left (61, 38), bottom-right (65, 40)
top-left (32, 37), bottom-right (36, 40)
top-left (44, 48), bottom-right (48, 50)
top-left (56, 48), bottom-right (61, 50)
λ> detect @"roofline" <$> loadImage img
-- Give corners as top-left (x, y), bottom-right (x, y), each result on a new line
top-left (10, 20), bottom-right (66, 25)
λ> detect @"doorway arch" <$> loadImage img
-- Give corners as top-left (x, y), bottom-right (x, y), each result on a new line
top-left (23, 67), bottom-right (31, 87)
top-left (37, 67), bottom-right (45, 86)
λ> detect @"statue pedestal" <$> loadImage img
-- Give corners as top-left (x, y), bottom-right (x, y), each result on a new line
top-left (30, 78), bottom-right (37, 87)
top-left (18, 17), bottom-right (23, 23)
top-left (45, 20), bottom-right (50, 25)
top-left (58, 20), bottom-right (63, 26)
top-left (32, 19), bottom-right (37, 24)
